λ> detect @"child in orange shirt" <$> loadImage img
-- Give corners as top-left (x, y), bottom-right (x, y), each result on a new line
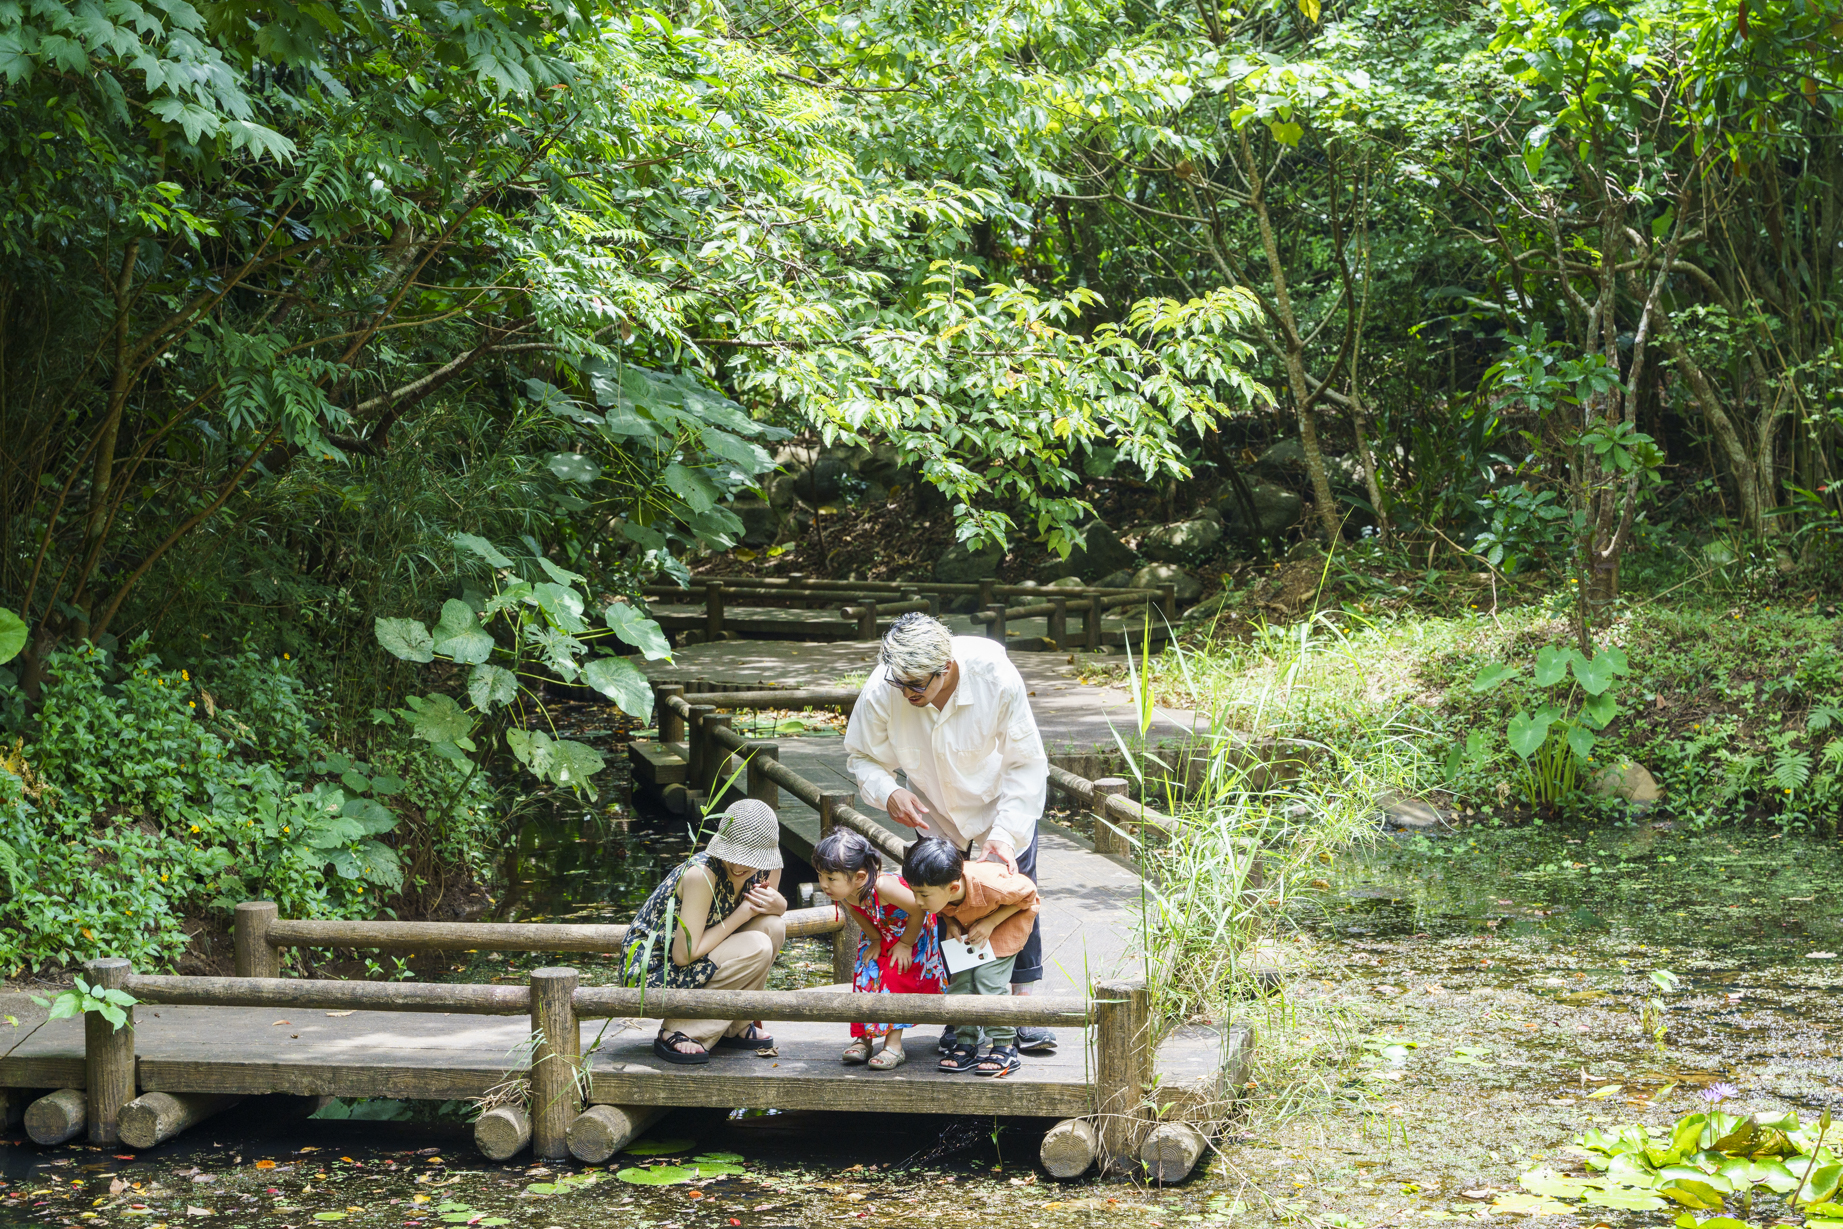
top-left (901, 836), bottom-right (1040, 1077)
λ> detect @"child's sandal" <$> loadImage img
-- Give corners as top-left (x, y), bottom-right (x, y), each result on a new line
top-left (975, 1045), bottom-right (1019, 1077)
top-left (868, 1046), bottom-right (907, 1070)
top-left (842, 1038), bottom-right (873, 1065)
top-left (938, 1043), bottom-right (983, 1073)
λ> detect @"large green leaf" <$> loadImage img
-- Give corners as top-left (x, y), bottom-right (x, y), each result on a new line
top-left (531, 582), bottom-right (587, 633)
top-left (1657, 1179), bottom-right (1724, 1210)
top-left (537, 557), bottom-right (587, 587)
top-left (375, 617), bottom-right (434, 663)
top-left (0, 607), bottom-right (25, 665)
top-left (1471, 662), bottom-right (1517, 692)
top-left (1572, 649), bottom-right (1624, 696)
top-left (468, 664), bottom-right (519, 711)
top-left (546, 452), bottom-right (602, 484)
top-left (662, 462), bottom-right (718, 513)
top-left (1506, 710), bottom-right (1553, 759)
top-left (431, 599), bottom-right (494, 665)
top-left (1579, 689), bottom-right (1618, 729)
top-left (452, 532), bottom-right (513, 569)
top-left (341, 797), bottom-right (397, 835)
top-left (1566, 722), bottom-right (1597, 760)
top-left (582, 656), bottom-right (654, 719)
top-left (405, 693), bottom-right (473, 744)
top-left (615, 1165), bottom-right (693, 1185)
top-left (1533, 645), bottom-right (1576, 688)
top-left (605, 603), bottom-right (672, 660)
top-left (506, 728), bottom-right (605, 796)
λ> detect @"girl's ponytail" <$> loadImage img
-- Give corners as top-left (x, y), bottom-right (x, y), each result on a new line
top-left (812, 827), bottom-right (882, 901)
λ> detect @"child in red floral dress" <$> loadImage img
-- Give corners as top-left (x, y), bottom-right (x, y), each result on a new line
top-left (813, 828), bottom-right (947, 1070)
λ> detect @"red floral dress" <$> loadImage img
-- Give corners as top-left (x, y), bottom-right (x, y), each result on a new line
top-left (848, 876), bottom-right (947, 1038)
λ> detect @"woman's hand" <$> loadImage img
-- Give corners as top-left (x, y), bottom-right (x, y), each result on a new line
top-left (745, 884), bottom-right (787, 917)
top-left (889, 940), bottom-right (915, 973)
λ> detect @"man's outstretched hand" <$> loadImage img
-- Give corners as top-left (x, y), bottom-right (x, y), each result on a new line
top-left (885, 788), bottom-right (932, 831)
top-left (981, 839), bottom-right (1018, 874)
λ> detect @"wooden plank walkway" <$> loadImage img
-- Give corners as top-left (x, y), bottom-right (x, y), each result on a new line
top-left (0, 998), bottom-right (1229, 1120)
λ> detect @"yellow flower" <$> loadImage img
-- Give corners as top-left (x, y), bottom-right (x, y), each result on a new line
top-left (188, 701), bottom-right (196, 709)
top-left (181, 670), bottom-right (189, 681)
top-left (189, 825), bottom-right (200, 833)
top-left (160, 874), bottom-right (168, 882)
top-left (283, 652), bottom-right (291, 660)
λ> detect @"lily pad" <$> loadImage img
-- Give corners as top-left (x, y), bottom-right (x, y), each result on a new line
top-left (1657, 1178), bottom-right (1725, 1210)
top-left (313, 1217), bottom-right (348, 1223)
top-left (623, 1137), bottom-right (694, 1156)
top-left (616, 1165), bottom-right (694, 1185)
top-left (1519, 1168), bottom-right (1602, 1198)
top-left (1581, 1189), bottom-right (1668, 1211)
top-left (1489, 1192), bottom-right (1574, 1216)
top-left (695, 1163), bottom-right (747, 1178)
top-left (693, 1152), bottom-right (745, 1163)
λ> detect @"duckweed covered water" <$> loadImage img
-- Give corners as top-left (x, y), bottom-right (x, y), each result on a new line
top-left (3, 816), bottom-right (1838, 1229)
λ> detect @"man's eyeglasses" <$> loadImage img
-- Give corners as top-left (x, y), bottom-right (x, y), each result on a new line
top-left (887, 670), bottom-right (942, 696)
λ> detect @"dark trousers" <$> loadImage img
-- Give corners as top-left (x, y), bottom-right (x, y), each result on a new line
top-left (960, 829), bottom-right (1042, 985)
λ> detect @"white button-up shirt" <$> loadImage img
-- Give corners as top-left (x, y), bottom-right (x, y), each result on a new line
top-left (843, 636), bottom-right (1048, 854)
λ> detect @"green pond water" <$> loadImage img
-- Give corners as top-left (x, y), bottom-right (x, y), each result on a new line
top-left (2, 805), bottom-right (1839, 1229)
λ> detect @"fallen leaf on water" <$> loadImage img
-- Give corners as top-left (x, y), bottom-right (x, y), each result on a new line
top-left (254, 1161), bottom-right (275, 1170)
top-left (1587, 1084), bottom-right (1624, 1100)
top-left (326, 1010), bottom-right (355, 1017)
top-left (1460, 1189), bottom-right (1494, 1200)
top-left (271, 1020), bottom-right (290, 1026)
top-left (185, 1208), bottom-right (214, 1218)
top-left (110, 1180), bottom-right (128, 1195)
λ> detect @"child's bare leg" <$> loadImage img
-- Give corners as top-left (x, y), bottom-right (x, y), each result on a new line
top-left (882, 1027), bottom-right (906, 1056)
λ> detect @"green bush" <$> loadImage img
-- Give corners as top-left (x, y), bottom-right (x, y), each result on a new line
top-left (0, 640), bottom-right (494, 975)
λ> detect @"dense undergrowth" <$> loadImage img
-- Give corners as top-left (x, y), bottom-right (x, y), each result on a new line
top-left (0, 641), bottom-right (494, 976)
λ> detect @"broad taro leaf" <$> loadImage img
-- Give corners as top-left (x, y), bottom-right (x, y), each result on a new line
top-left (1572, 649), bottom-right (1623, 696)
top-left (605, 603), bottom-right (671, 660)
top-left (1566, 722), bottom-right (1597, 760)
top-left (537, 556), bottom-right (587, 587)
top-left (582, 656), bottom-right (654, 720)
top-left (452, 532), bottom-right (513, 569)
top-left (546, 453), bottom-right (601, 484)
top-left (0, 607), bottom-right (25, 665)
top-left (545, 738), bottom-right (603, 794)
top-left (1579, 689), bottom-right (1618, 729)
top-left (468, 664), bottom-right (519, 711)
top-left (686, 506), bottom-right (743, 549)
top-left (505, 726), bottom-right (544, 768)
top-left (697, 428), bottom-right (773, 476)
top-left (355, 839), bottom-right (402, 890)
top-left (662, 462), bottom-right (717, 514)
top-left (1506, 710), bottom-right (1553, 759)
top-left (1533, 645), bottom-right (1575, 688)
top-left (341, 796), bottom-right (396, 835)
top-left (1472, 662), bottom-right (1517, 692)
top-left (431, 599), bottom-right (493, 665)
top-left (531, 582), bottom-right (587, 633)
top-left (531, 625), bottom-right (586, 681)
top-left (375, 617), bottom-right (434, 663)
top-left (405, 693), bottom-right (473, 745)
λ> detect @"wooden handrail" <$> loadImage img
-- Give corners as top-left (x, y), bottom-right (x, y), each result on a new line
top-left (247, 906), bottom-right (844, 961)
top-left (644, 579), bottom-right (1160, 599)
top-left (125, 974), bottom-right (533, 1015)
top-left (662, 688), bottom-right (857, 714)
top-left (572, 986), bottom-right (1089, 1027)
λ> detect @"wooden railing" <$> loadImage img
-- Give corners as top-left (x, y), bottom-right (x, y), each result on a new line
top-left (68, 955), bottom-right (1148, 1166)
top-left (640, 576), bottom-right (1171, 645)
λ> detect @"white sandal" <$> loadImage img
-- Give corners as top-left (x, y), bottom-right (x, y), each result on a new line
top-left (842, 1038), bottom-right (873, 1065)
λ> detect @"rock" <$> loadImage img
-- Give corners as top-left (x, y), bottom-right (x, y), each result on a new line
top-left (1378, 793), bottom-right (1443, 832)
top-left (1095, 569), bottom-right (1136, 590)
top-left (1047, 576), bottom-right (1085, 589)
top-left (1591, 761), bottom-right (1661, 812)
top-left (933, 540), bottom-right (1004, 584)
top-left (1212, 479), bottom-right (1304, 539)
top-left (1128, 563), bottom-right (1201, 601)
top-left (1252, 438), bottom-right (1306, 480)
top-left (1051, 519), bottom-right (1137, 582)
top-left (1140, 517), bottom-right (1223, 563)
top-left (793, 455), bottom-right (851, 504)
top-left (765, 472), bottom-right (805, 509)
top-left (726, 497), bottom-right (776, 547)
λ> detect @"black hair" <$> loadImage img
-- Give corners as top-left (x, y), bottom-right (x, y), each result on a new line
top-left (901, 836), bottom-right (965, 888)
top-left (813, 828), bottom-right (881, 901)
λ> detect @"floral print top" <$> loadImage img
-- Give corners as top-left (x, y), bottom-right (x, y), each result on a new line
top-left (620, 852), bottom-right (768, 989)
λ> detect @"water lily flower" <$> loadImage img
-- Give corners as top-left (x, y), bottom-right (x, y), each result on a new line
top-left (1701, 1082), bottom-right (1738, 1103)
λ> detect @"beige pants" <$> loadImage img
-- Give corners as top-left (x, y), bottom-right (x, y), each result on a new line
top-left (663, 914), bottom-right (787, 1049)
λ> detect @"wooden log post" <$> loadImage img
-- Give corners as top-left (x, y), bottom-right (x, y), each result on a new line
top-left (1091, 778), bottom-right (1131, 856)
top-left (24, 1089), bottom-right (85, 1145)
top-left (118, 1092), bottom-right (244, 1150)
top-left (474, 1105), bottom-right (532, 1161)
top-left (1040, 1117), bottom-right (1099, 1180)
top-left (1047, 597), bottom-right (1067, 647)
top-left (684, 704), bottom-right (716, 802)
top-left (978, 579), bottom-right (996, 614)
top-left (1092, 976), bottom-right (1150, 1176)
top-left (703, 713), bottom-right (735, 796)
top-left (745, 742), bottom-right (780, 809)
top-left (234, 901), bottom-right (280, 978)
top-left (84, 958), bottom-right (135, 1145)
top-left (528, 968), bottom-right (581, 1161)
top-left (654, 682), bottom-right (685, 742)
top-left (856, 605), bottom-right (877, 640)
top-left (1084, 597), bottom-right (1103, 651)
top-left (1160, 582), bottom-right (1178, 625)
top-left (986, 605), bottom-right (1007, 644)
top-left (567, 1104), bottom-right (667, 1163)
top-left (705, 582), bottom-right (725, 640)
top-left (818, 791), bottom-right (857, 985)
top-left (1140, 1121), bottom-right (1209, 1184)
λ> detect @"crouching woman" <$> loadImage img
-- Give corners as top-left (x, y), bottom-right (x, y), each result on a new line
top-left (621, 800), bottom-right (787, 1065)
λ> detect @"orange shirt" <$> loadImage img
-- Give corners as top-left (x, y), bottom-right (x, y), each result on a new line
top-left (937, 861), bottom-right (1041, 958)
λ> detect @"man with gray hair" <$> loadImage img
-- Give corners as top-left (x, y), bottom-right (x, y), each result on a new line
top-left (842, 612), bottom-right (1056, 1052)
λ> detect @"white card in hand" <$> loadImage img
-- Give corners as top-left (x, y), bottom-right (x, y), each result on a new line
top-left (939, 937), bottom-right (995, 975)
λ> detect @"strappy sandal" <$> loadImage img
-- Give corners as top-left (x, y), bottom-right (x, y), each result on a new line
top-left (653, 1030), bottom-right (710, 1065)
top-left (841, 1037), bottom-right (873, 1065)
top-left (715, 1023), bottom-right (776, 1050)
top-left (868, 1046), bottom-right (907, 1071)
top-left (975, 1044), bottom-right (1019, 1077)
top-left (938, 1043), bottom-right (982, 1073)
